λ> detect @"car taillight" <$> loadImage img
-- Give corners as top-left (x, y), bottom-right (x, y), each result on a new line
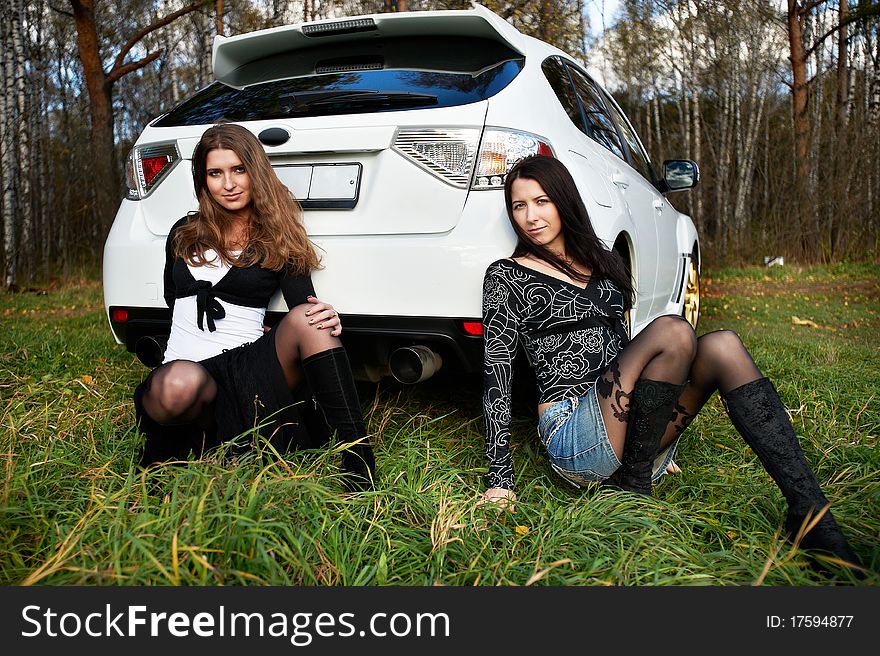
top-left (392, 127), bottom-right (554, 190)
top-left (393, 128), bottom-right (481, 188)
top-left (125, 142), bottom-right (180, 200)
top-left (110, 308), bottom-right (129, 322)
top-left (461, 321), bottom-right (483, 336)
top-left (472, 128), bottom-right (554, 190)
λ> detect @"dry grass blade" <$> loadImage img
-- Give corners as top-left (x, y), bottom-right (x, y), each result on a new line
top-left (21, 504), bottom-right (102, 585)
top-left (430, 491), bottom-right (465, 554)
top-left (526, 559), bottom-right (574, 586)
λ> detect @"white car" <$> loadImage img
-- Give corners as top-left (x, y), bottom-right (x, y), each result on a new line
top-left (103, 4), bottom-right (700, 384)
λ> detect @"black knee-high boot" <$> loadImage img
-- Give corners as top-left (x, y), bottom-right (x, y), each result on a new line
top-left (301, 347), bottom-right (375, 491)
top-left (607, 378), bottom-right (684, 496)
top-left (134, 385), bottom-right (210, 467)
top-left (723, 377), bottom-right (862, 573)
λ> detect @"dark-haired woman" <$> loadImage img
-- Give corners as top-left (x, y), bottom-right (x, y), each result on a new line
top-left (479, 154), bottom-right (861, 573)
top-left (133, 123), bottom-right (374, 490)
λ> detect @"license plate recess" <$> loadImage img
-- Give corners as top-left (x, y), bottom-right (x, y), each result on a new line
top-left (274, 163), bottom-right (361, 209)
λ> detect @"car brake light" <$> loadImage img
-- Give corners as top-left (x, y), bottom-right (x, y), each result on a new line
top-left (461, 321), bottom-right (483, 336)
top-left (142, 156), bottom-right (171, 186)
top-left (393, 128), bottom-right (481, 188)
top-left (125, 142), bottom-right (180, 200)
top-left (302, 17), bottom-right (377, 37)
top-left (472, 128), bottom-right (554, 190)
top-left (111, 308), bottom-right (129, 322)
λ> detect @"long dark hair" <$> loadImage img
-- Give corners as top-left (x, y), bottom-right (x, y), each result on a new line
top-left (503, 155), bottom-right (634, 308)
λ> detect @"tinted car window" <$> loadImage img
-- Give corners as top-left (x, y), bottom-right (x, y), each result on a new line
top-left (155, 36), bottom-right (524, 126)
top-left (603, 94), bottom-right (655, 182)
top-left (541, 57), bottom-right (583, 130)
top-left (564, 64), bottom-right (626, 161)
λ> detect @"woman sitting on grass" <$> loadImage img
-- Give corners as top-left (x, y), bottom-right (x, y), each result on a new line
top-left (133, 123), bottom-right (374, 491)
top-left (478, 154), bottom-right (861, 574)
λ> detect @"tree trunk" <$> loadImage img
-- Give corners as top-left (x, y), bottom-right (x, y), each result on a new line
top-left (53, 17), bottom-right (69, 277)
top-left (216, 0), bottom-right (224, 36)
top-left (30, 0), bottom-right (50, 281)
top-left (869, 16), bottom-right (880, 127)
top-left (1, 7), bottom-right (17, 289)
top-left (1, 1), bottom-right (26, 290)
top-left (787, 1), bottom-right (811, 186)
top-left (69, 0), bottom-right (209, 242)
top-left (304, 0), bottom-right (317, 22)
top-left (836, 0), bottom-right (849, 127)
top-left (13, 0), bottom-right (31, 280)
top-left (811, 9), bottom-right (824, 260)
top-left (652, 92), bottom-right (662, 156)
top-left (715, 84), bottom-right (732, 252)
top-left (693, 89), bottom-right (702, 233)
top-left (733, 81), bottom-right (766, 244)
top-left (70, 0), bottom-right (116, 238)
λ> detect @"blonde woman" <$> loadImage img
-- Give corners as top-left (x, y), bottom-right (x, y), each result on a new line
top-left (133, 123), bottom-right (374, 490)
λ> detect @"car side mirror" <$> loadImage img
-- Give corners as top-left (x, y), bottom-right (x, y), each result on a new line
top-left (662, 159), bottom-right (700, 192)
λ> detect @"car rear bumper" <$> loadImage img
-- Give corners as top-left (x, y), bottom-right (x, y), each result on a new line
top-left (109, 306), bottom-right (483, 378)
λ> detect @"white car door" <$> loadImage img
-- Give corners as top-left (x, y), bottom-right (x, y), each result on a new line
top-left (601, 92), bottom-right (679, 320)
top-left (564, 64), bottom-right (661, 322)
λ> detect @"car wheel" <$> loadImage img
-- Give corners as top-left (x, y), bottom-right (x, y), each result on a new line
top-left (682, 251), bottom-right (700, 330)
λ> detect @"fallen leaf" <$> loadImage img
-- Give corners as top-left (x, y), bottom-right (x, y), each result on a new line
top-left (791, 315), bottom-right (820, 328)
top-left (514, 525), bottom-right (529, 536)
top-left (81, 375), bottom-right (93, 385)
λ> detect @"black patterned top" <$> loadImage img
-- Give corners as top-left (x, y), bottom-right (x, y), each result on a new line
top-left (482, 259), bottom-right (629, 490)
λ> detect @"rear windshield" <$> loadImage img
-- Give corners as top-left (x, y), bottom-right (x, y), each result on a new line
top-left (154, 36), bottom-right (524, 126)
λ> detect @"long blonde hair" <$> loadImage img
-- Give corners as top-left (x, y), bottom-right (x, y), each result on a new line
top-left (173, 123), bottom-right (321, 274)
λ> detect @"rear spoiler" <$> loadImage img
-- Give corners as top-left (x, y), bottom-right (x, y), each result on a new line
top-left (212, 5), bottom-right (527, 88)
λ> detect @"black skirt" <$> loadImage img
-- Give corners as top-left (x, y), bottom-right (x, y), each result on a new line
top-left (134, 328), bottom-right (330, 465)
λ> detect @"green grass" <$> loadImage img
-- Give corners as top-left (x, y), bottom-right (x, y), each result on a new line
top-left (1, 266), bottom-right (877, 586)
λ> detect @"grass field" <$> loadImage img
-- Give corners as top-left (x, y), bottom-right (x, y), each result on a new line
top-left (1, 264), bottom-right (877, 585)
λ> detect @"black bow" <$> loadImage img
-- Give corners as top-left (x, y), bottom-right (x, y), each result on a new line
top-left (192, 281), bottom-right (226, 332)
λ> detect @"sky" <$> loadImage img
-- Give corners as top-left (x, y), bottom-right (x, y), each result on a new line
top-left (582, 0), bottom-right (622, 86)
top-left (584, 0), bottom-right (622, 37)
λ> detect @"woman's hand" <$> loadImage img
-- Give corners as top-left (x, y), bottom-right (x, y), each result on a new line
top-left (477, 487), bottom-right (517, 512)
top-left (305, 295), bottom-right (342, 336)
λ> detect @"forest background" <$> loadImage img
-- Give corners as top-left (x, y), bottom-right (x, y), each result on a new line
top-left (0, 0), bottom-right (879, 289)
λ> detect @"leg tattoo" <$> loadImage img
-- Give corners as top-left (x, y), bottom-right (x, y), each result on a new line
top-left (596, 360), bottom-right (631, 423)
top-left (668, 401), bottom-right (697, 440)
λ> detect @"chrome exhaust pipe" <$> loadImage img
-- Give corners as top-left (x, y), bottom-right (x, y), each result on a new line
top-left (135, 335), bottom-right (168, 368)
top-left (388, 345), bottom-right (442, 384)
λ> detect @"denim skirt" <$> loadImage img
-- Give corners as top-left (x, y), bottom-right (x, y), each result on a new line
top-left (537, 385), bottom-right (679, 488)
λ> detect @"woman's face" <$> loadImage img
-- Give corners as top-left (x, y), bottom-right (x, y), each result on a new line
top-left (205, 148), bottom-right (252, 217)
top-left (510, 177), bottom-right (565, 255)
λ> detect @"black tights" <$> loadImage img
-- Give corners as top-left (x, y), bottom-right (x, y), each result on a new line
top-left (595, 315), bottom-right (762, 459)
top-left (140, 303), bottom-right (340, 428)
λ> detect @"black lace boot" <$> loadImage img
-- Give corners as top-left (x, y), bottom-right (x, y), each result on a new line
top-left (302, 347), bottom-right (375, 491)
top-left (723, 377), bottom-right (862, 575)
top-left (607, 378), bottom-right (684, 496)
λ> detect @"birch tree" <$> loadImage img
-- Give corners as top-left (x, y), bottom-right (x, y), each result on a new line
top-left (1, 6), bottom-right (17, 290)
top-left (1, 0), bottom-right (30, 290)
top-left (787, 1), bottom-right (880, 189)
